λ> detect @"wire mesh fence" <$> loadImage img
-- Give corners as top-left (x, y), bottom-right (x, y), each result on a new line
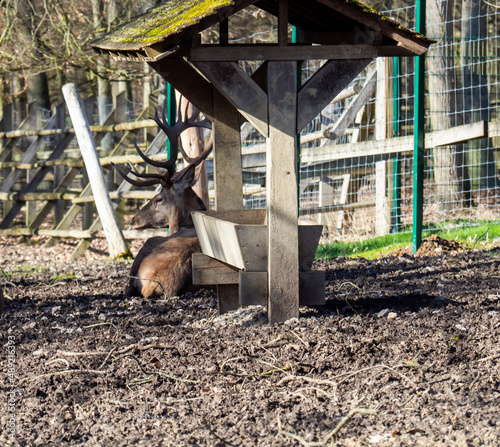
top-left (2, 1), bottom-right (499, 251)
top-left (236, 1), bottom-right (500, 246)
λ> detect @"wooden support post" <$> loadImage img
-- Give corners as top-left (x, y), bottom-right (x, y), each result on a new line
top-left (267, 61), bottom-right (299, 323)
top-left (376, 160), bottom-right (390, 236)
top-left (26, 102), bottom-right (38, 227)
top-left (62, 83), bottom-right (128, 259)
top-left (52, 103), bottom-right (66, 225)
top-left (0, 104), bottom-right (13, 219)
top-left (278, 0), bottom-right (289, 46)
top-left (212, 89), bottom-right (244, 314)
top-left (82, 97), bottom-right (96, 230)
top-left (318, 176), bottom-right (334, 227)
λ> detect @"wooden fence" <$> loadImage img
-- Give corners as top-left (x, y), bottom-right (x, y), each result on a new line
top-left (0, 91), bottom-right (174, 260)
top-left (2, 81), bottom-right (497, 259)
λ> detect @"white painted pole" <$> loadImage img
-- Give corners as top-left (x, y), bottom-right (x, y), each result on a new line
top-left (62, 83), bottom-right (128, 258)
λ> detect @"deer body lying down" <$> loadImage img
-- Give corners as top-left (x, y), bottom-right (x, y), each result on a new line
top-left (125, 229), bottom-right (201, 297)
top-left (114, 101), bottom-right (212, 298)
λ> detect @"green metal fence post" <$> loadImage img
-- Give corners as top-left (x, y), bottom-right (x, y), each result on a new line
top-left (392, 56), bottom-right (401, 233)
top-left (413, 0), bottom-right (426, 253)
top-left (166, 82), bottom-right (176, 156)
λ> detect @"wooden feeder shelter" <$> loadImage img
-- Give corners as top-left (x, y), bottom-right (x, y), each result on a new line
top-left (92, 0), bottom-right (432, 323)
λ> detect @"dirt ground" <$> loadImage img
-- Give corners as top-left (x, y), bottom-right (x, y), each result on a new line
top-left (1, 234), bottom-right (499, 446)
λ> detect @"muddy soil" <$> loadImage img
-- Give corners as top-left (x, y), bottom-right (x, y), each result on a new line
top-left (0, 235), bottom-right (499, 446)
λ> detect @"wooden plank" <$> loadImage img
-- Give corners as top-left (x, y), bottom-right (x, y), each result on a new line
top-left (297, 59), bottom-right (371, 132)
top-left (52, 103), bottom-right (67, 225)
top-left (298, 224), bottom-right (323, 271)
top-left (26, 168), bottom-right (80, 230)
top-left (212, 89), bottom-right (244, 211)
top-left (236, 225), bottom-right (267, 271)
top-left (337, 174), bottom-right (350, 230)
top-left (0, 132), bottom-right (75, 229)
top-left (26, 102), bottom-right (39, 227)
top-left (267, 61), bottom-right (299, 323)
top-left (188, 44), bottom-right (380, 62)
top-left (299, 271), bottom-right (325, 306)
top-left (376, 160), bottom-right (390, 236)
top-left (239, 271), bottom-right (268, 306)
top-left (323, 66), bottom-right (377, 146)
top-left (63, 83), bottom-right (128, 259)
top-left (375, 58), bottom-right (389, 140)
top-left (427, 120), bottom-right (488, 147)
top-left (0, 103), bottom-right (62, 194)
top-left (318, 177), bottom-right (334, 226)
top-left (192, 253), bottom-right (240, 285)
top-left (194, 61), bottom-right (269, 137)
top-left (149, 58), bottom-right (215, 121)
top-left (278, 0), bottom-right (289, 46)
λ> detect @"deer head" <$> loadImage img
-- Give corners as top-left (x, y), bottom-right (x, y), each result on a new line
top-left (113, 99), bottom-right (212, 234)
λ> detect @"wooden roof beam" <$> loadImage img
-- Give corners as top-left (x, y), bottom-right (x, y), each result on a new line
top-left (194, 61), bottom-right (269, 137)
top-left (297, 58), bottom-right (371, 132)
top-left (188, 44), bottom-right (379, 61)
top-left (148, 58), bottom-right (215, 121)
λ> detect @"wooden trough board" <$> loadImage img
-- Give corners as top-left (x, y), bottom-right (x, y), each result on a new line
top-left (191, 209), bottom-right (325, 307)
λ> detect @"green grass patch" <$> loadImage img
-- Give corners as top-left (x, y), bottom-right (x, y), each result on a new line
top-left (317, 223), bottom-right (500, 260)
top-left (50, 273), bottom-right (77, 281)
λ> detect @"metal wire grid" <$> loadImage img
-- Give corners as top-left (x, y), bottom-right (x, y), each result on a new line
top-left (238, 2), bottom-right (500, 245)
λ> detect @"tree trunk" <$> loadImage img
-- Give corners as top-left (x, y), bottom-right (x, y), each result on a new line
top-left (426, 0), bottom-right (460, 211)
top-left (176, 92), bottom-right (210, 207)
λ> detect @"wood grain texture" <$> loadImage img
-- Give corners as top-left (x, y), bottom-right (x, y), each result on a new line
top-left (266, 61), bottom-right (299, 323)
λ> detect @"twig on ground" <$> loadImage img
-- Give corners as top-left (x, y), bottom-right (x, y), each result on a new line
top-left (220, 355), bottom-right (293, 379)
top-left (279, 408), bottom-right (377, 446)
top-left (292, 387), bottom-right (335, 400)
top-left (475, 352), bottom-right (500, 363)
top-left (278, 375), bottom-right (337, 388)
top-left (290, 329), bottom-right (310, 348)
top-left (45, 358), bottom-right (71, 369)
top-left (98, 348), bottom-right (116, 370)
top-left (83, 322), bottom-right (117, 331)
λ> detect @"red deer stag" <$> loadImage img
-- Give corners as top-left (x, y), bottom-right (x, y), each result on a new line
top-left (113, 102), bottom-right (212, 298)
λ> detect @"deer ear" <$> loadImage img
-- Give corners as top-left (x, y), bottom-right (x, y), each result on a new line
top-left (174, 164), bottom-right (197, 190)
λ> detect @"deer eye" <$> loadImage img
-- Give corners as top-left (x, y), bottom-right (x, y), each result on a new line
top-left (154, 197), bottom-right (163, 208)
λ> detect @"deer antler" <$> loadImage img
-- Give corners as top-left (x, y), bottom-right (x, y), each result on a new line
top-left (113, 96), bottom-right (213, 188)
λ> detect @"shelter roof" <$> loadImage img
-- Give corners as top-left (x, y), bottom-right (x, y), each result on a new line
top-left (91, 0), bottom-right (433, 61)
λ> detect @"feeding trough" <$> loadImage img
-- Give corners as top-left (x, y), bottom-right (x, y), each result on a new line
top-left (191, 209), bottom-right (325, 307)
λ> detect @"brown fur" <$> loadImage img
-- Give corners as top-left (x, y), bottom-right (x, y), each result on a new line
top-left (125, 228), bottom-right (201, 298)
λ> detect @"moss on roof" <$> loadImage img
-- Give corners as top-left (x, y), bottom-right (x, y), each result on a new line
top-left (93, 0), bottom-right (235, 50)
top-left (91, 0), bottom-right (433, 55)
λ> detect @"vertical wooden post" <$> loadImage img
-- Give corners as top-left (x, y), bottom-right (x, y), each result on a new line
top-left (26, 102), bottom-right (38, 227)
top-left (0, 104), bottom-right (13, 219)
top-left (267, 61), bottom-right (299, 323)
top-left (212, 89), bottom-right (243, 313)
top-left (62, 83), bottom-right (129, 259)
top-left (81, 97), bottom-right (95, 230)
top-left (52, 103), bottom-right (66, 224)
top-left (376, 160), bottom-right (390, 236)
top-left (278, 0), bottom-right (289, 46)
